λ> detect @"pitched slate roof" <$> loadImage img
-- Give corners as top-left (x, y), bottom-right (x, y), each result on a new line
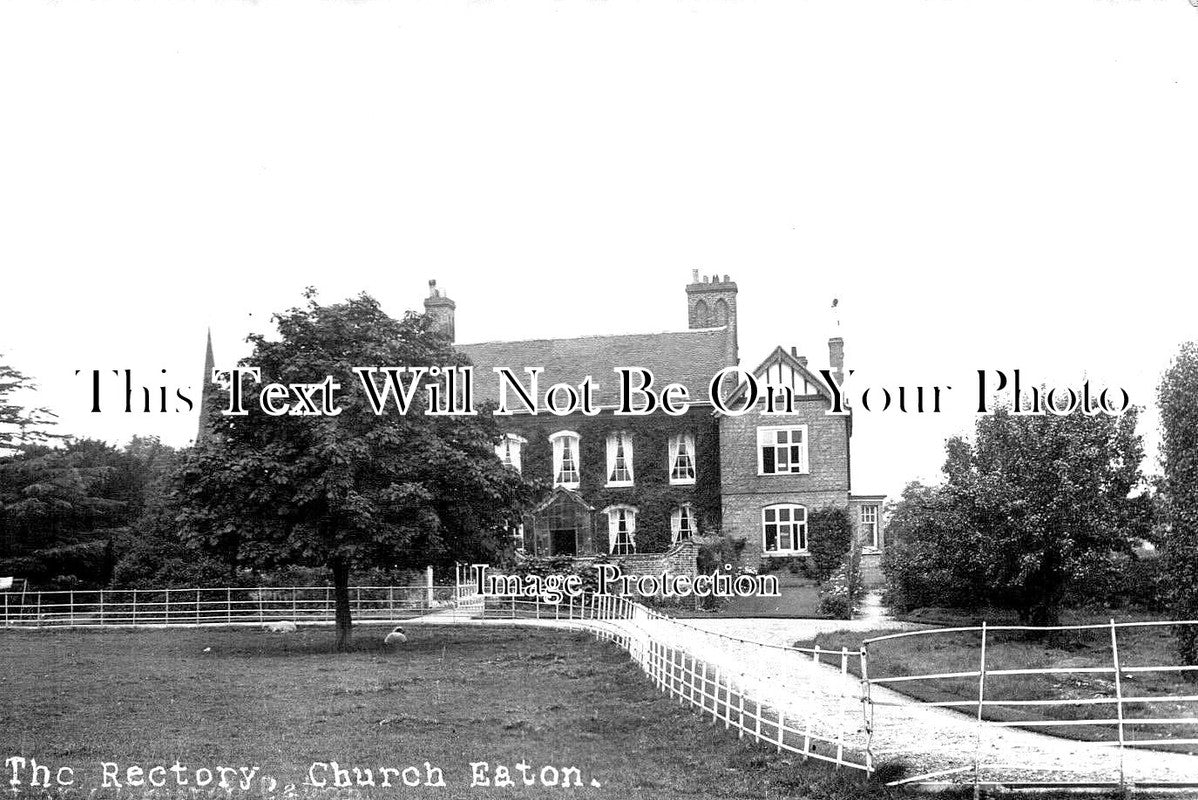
top-left (458, 326), bottom-right (732, 410)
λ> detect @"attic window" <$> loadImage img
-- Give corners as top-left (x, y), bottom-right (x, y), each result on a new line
top-left (669, 433), bottom-right (696, 485)
top-left (606, 432), bottom-right (634, 487)
top-left (549, 430), bottom-right (581, 489)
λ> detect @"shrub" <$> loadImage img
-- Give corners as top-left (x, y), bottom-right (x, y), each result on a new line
top-left (817, 550), bottom-right (862, 620)
top-left (696, 535), bottom-right (745, 610)
top-left (881, 538), bottom-right (985, 613)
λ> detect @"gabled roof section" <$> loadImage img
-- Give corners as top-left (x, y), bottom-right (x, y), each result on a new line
top-left (532, 486), bottom-right (595, 513)
top-left (720, 345), bottom-right (837, 410)
top-left (458, 327), bottom-right (732, 410)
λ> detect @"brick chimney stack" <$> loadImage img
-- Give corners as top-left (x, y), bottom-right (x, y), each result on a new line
top-left (423, 279), bottom-right (456, 342)
top-left (828, 337), bottom-right (845, 384)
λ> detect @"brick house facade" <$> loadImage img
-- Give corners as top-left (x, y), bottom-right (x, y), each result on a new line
top-left (427, 271), bottom-right (887, 584)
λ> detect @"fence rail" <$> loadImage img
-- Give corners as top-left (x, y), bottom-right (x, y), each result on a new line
top-left (0, 585), bottom-right (465, 627)
top-left (862, 619), bottom-right (1198, 792)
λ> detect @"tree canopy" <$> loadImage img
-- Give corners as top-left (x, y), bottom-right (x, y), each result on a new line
top-left (884, 403), bottom-right (1150, 625)
top-left (175, 290), bottom-right (541, 649)
top-left (1159, 342), bottom-right (1198, 661)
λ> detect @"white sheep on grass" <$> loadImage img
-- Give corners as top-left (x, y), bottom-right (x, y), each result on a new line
top-left (263, 621), bottom-right (298, 633)
top-left (384, 626), bottom-right (408, 645)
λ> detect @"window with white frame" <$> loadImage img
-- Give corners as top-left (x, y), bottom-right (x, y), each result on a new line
top-left (861, 505), bottom-right (880, 550)
top-left (604, 505), bottom-right (637, 555)
top-left (495, 433), bottom-right (526, 473)
top-left (757, 425), bottom-right (809, 475)
top-left (606, 431), bottom-right (634, 486)
top-left (549, 431), bottom-right (581, 489)
top-left (762, 504), bottom-right (807, 554)
top-left (668, 432), bottom-right (696, 485)
top-left (671, 503), bottom-right (696, 543)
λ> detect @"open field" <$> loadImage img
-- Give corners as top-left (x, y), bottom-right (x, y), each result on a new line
top-left (804, 621), bottom-right (1198, 756)
top-left (0, 624), bottom-right (918, 799)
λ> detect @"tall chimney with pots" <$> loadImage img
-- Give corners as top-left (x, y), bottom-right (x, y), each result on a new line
top-left (423, 279), bottom-right (456, 342)
top-left (685, 271), bottom-right (738, 368)
top-left (828, 337), bottom-right (845, 384)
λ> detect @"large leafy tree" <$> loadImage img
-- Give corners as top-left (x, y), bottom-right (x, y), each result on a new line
top-left (0, 440), bottom-right (145, 587)
top-left (1159, 342), bottom-right (1198, 662)
top-left (175, 290), bottom-right (539, 650)
top-left (885, 404), bottom-right (1149, 625)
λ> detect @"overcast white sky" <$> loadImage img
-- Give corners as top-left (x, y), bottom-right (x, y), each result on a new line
top-left (1, 0), bottom-right (1196, 499)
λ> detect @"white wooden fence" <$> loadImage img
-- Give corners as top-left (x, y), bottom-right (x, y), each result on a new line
top-left (0, 584), bottom-right (462, 627)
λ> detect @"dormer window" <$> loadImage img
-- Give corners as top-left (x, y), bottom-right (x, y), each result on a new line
top-left (495, 433), bottom-right (526, 473)
top-left (549, 430), bottom-right (581, 489)
top-left (669, 433), bottom-right (696, 485)
top-left (604, 505), bottom-right (637, 555)
top-left (606, 431), bottom-right (634, 487)
top-left (671, 503), bottom-right (696, 543)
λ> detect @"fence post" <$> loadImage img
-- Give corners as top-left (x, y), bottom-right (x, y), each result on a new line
top-left (712, 666), bottom-right (721, 723)
top-left (3, 592), bottom-right (7, 626)
top-left (294, 588), bottom-right (299, 622)
top-left (836, 647), bottom-right (849, 769)
top-left (36, 592), bottom-right (42, 628)
top-left (754, 696), bottom-right (762, 742)
top-left (737, 674), bottom-right (745, 738)
top-left (860, 645), bottom-right (874, 774)
top-left (973, 621), bottom-right (988, 800)
top-left (258, 590), bottom-right (264, 622)
top-left (165, 588), bottom-right (170, 625)
top-left (227, 588), bottom-right (232, 623)
top-left (131, 589), bottom-right (136, 627)
top-left (1110, 619), bottom-right (1127, 792)
top-left (426, 566), bottom-right (434, 609)
top-left (69, 591), bottom-right (75, 626)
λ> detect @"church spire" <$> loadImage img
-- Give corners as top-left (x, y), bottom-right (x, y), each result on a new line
top-left (196, 329), bottom-right (216, 445)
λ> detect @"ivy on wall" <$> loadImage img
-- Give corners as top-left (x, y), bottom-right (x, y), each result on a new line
top-left (501, 409), bottom-right (721, 554)
top-left (807, 506), bottom-right (852, 580)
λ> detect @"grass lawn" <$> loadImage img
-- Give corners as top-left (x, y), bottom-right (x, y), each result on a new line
top-left (801, 617), bottom-right (1198, 756)
top-left (0, 623), bottom-right (918, 799)
top-left (674, 571), bottom-right (825, 619)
